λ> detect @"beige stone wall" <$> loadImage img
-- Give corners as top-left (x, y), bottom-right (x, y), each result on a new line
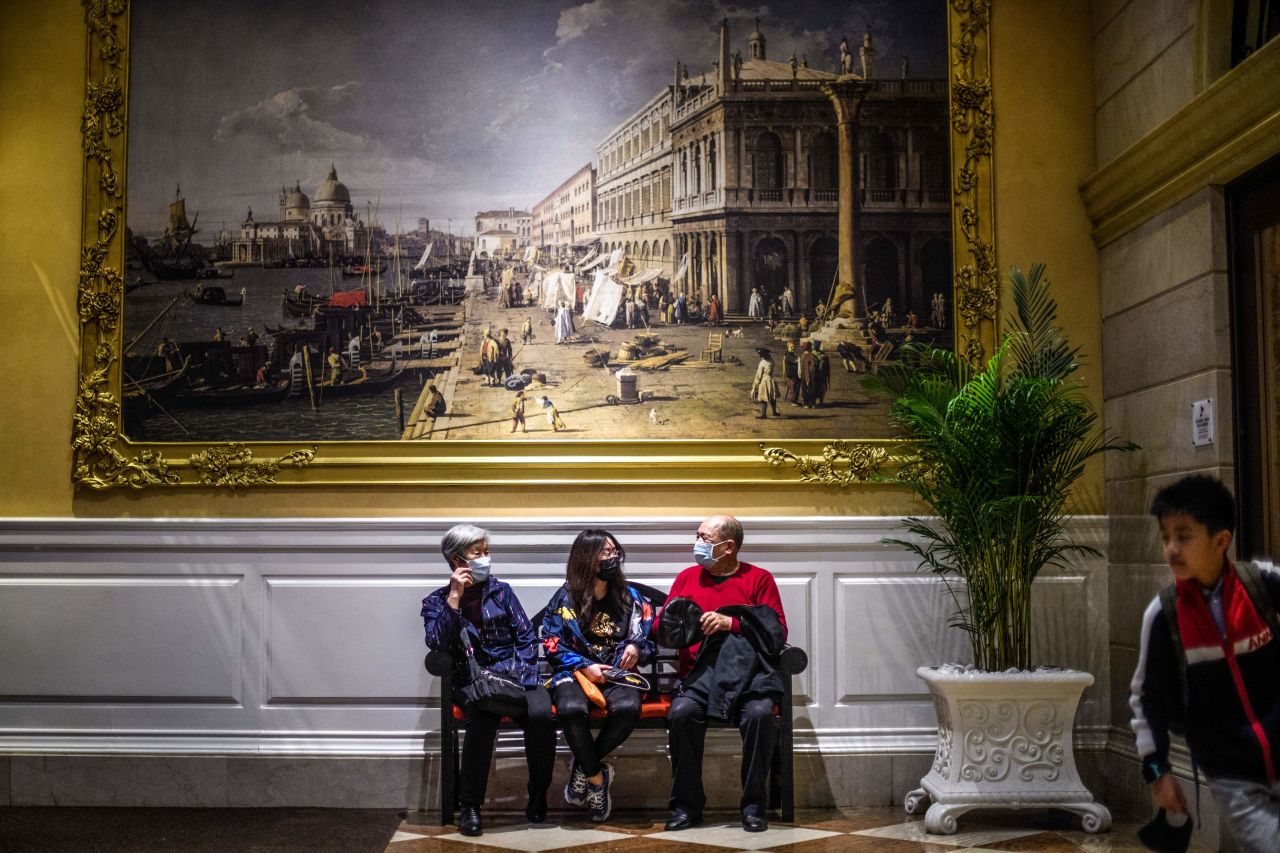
top-left (1093, 1), bottom-right (1197, 164)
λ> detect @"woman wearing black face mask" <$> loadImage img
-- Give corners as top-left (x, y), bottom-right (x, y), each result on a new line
top-left (539, 529), bottom-right (656, 822)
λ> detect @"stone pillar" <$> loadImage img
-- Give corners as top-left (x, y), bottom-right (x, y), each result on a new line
top-left (897, 235), bottom-right (908, 309)
top-left (820, 77), bottom-right (874, 318)
top-left (797, 232), bottom-right (810, 311)
top-left (724, 229), bottom-right (740, 313)
top-left (699, 231), bottom-right (711, 300)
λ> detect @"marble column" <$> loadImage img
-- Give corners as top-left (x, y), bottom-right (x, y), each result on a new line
top-left (820, 77), bottom-right (874, 318)
top-left (724, 230), bottom-right (740, 313)
top-left (797, 232), bottom-right (810, 311)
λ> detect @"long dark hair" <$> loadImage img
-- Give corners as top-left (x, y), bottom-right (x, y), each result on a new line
top-left (566, 528), bottom-right (629, 626)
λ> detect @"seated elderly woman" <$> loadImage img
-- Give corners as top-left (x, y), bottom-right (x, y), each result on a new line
top-left (421, 524), bottom-right (555, 838)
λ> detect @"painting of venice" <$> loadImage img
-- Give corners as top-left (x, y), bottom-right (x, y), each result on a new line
top-left (122, 0), bottom-right (951, 442)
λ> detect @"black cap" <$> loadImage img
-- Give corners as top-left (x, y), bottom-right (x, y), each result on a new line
top-left (657, 597), bottom-right (704, 648)
top-left (1137, 809), bottom-right (1192, 853)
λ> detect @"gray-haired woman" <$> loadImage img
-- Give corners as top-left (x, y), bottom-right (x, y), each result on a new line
top-left (421, 524), bottom-right (555, 837)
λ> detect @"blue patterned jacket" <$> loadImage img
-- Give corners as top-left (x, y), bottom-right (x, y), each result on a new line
top-left (538, 584), bottom-right (656, 688)
top-left (421, 577), bottom-right (541, 688)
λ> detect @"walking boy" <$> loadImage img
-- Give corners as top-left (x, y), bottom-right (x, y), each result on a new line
top-left (540, 395), bottom-right (565, 432)
top-left (1129, 475), bottom-right (1280, 853)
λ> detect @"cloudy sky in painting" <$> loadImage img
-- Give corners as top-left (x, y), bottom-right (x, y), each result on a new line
top-left (127, 0), bottom-right (945, 237)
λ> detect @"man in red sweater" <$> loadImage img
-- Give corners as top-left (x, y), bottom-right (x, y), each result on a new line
top-left (658, 515), bottom-right (787, 833)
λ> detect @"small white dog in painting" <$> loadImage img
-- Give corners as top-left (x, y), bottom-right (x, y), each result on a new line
top-left (727, 327), bottom-right (743, 339)
top-left (649, 408), bottom-right (662, 425)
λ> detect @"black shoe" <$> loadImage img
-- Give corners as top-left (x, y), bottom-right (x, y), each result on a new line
top-left (458, 806), bottom-right (482, 837)
top-left (525, 793), bottom-right (548, 824)
top-left (664, 810), bottom-right (702, 831)
top-left (742, 813), bottom-right (768, 832)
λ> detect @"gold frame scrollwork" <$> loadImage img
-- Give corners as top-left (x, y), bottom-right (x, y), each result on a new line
top-left (73, 0), bottom-right (996, 490)
top-left (75, 0), bottom-right (316, 490)
top-left (761, 0), bottom-right (998, 487)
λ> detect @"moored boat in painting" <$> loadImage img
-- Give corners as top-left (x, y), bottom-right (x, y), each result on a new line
top-left (143, 186), bottom-right (209, 280)
top-left (318, 362), bottom-right (406, 397)
top-left (341, 261), bottom-right (386, 278)
top-left (186, 283), bottom-right (244, 307)
top-left (169, 378), bottom-right (291, 409)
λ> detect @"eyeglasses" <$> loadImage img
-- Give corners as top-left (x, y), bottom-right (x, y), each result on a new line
top-left (694, 534), bottom-right (728, 546)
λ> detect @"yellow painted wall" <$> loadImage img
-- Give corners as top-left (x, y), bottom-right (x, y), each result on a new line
top-left (0, 0), bottom-right (1102, 519)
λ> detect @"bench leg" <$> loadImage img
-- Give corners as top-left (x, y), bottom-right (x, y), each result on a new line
top-left (440, 691), bottom-right (456, 826)
top-left (781, 684), bottom-right (795, 822)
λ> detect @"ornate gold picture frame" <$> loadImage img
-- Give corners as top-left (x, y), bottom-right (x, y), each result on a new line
top-left (75, 0), bottom-right (995, 489)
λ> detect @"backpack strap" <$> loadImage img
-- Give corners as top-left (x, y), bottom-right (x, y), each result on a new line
top-left (1157, 582), bottom-right (1201, 822)
top-left (1159, 584), bottom-right (1188, 682)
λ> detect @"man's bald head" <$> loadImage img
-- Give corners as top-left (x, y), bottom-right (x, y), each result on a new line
top-left (704, 515), bottom-right (744, 550)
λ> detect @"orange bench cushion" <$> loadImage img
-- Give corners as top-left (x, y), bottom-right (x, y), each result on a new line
top-left (451, 695), bottom-right (777, 723)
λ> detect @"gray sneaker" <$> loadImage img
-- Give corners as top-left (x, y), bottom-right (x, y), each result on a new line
top-left (586, 762), bottom-right (613, 823)
top-left (563, 761), bottom-right (589, 808)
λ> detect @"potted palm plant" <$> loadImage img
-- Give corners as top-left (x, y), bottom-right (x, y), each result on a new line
top-left (864, 265), bottom-right (1131, 835)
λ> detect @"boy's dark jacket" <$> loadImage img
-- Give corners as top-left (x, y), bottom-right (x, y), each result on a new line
top-left (421, 577), bottom-right (541, 688)
top-left (680, 604), bottom-right (785, 723)
top-left (1131, 561), bottom-right (1280, 784)
top-left (538, 584), bottom-right (656, 687)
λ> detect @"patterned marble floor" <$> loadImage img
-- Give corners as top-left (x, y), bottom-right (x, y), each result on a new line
top-left (385, 807), bottom-right (1196, 853)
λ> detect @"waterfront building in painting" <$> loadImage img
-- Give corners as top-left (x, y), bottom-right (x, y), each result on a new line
top-left (229, 165), bottom-right (368, 264)
top-left (476, 228), bottom-right (518, 257)
top-left (588, 20), bottom-right (949, 318)
top-left (594, 89), bottom-right (676, 279)
top-left (531, 163), bottom-right (596, 256)
top-left (474, 208), bottom-right (533, 248)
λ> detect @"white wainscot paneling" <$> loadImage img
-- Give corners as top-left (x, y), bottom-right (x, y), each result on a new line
top-left (265, 578), bottom-right (439, 704)
top-left (0, 517), bottom-right (1108, 758)
top-left (834, 576), bottom-right (969, 721)
top-left (0, 575), bottom-right (242, 702)
top-left (775, 576), bottom-right (815, 702)
top-left (1029, 574), bottom-right (1094, 672)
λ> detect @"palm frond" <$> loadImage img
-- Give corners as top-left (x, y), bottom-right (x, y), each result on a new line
top-left (867, 263), bottom-right (1137, 670)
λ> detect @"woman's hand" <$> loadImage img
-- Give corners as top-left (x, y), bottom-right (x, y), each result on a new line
top-left (581, 663), bottom-right (608, 684)
top-left (446, 565), bottom-right (472, 607)
top-left (618, 644), bottom-right (639, 670)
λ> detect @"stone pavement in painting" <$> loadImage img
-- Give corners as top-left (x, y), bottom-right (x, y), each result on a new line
top-left (415, 279), bottom-right (894, 441)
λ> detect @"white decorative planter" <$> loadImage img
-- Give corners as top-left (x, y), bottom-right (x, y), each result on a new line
top-left (904, 665), bottom-right (1111, 835)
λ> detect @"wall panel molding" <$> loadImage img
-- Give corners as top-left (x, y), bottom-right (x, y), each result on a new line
top-left (0, 516), bottom-right (1108, 758)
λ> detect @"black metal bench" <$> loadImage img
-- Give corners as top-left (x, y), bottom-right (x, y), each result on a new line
top-left (423, 582), bottom-right (808, 824)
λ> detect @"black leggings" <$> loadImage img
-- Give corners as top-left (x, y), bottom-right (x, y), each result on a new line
top-left (553, 679), bottom-right (642, 777)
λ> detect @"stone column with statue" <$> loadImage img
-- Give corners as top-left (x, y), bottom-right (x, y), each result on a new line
top-left (818, 76), bottom-right (874, 323)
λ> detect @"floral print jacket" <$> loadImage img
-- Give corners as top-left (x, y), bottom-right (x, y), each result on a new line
top-left (538, 584), bottom-right (656, 688)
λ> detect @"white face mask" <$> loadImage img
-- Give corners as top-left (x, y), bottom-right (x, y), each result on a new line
top-left (466, 555), bottom-right (492, 582)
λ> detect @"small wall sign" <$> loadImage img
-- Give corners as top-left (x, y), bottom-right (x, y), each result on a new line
top-left (1192, 398), bottom-right (1215, 447)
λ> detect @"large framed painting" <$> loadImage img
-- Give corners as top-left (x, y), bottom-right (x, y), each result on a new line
top-left (75, 0), bottom-right (996, 488)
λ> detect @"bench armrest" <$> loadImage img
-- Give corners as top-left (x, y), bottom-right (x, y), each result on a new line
top-left (778, 644), bottom-right (808, 676)
top-left (425, 650), bottom-right (454, 677)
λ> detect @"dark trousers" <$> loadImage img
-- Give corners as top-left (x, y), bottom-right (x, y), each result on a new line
top-left (668, 694), bottom-right (778, 816)
top-left (459, 686), bottom-right (556, 809)
top-left (553, 679), bottom-right (641, 777)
